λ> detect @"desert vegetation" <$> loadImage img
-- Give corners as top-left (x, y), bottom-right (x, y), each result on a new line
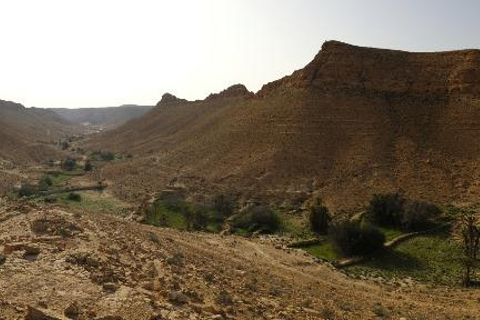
top-left (330, 221), bottom-right (385, 257)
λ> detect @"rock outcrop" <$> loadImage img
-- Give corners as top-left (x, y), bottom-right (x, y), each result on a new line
top-left (205, 84), bottom-right (254, 100)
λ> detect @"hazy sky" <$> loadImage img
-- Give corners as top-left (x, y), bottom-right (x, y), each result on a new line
top-left (1, 0), bottom-right (479, 108)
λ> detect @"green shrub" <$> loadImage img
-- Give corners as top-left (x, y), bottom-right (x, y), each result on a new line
top-left (40, 175), bottom-right (53, 186)
top-left (84, 160), bottom-right (93, 172)
top-left (330, 221), bottom-right (385, 257)
top-left (60, 141), bottom-right (70, 150)
top-left (213, 194), bottom-right (234, 218)
top-left (44, 195), bottom-right (57, 203)
top-left (366, 192), bottom-right (405, 228)
top-left (231, 205), bottom-right (281, 234)
top-left (62, 159), bottom-right (77, 171)
top-left (18, 184), bottom-right (37, 197)
top-left (184, 206), bottom-right (209, 231)
top-left (38, 180), bottom-right (50, 192)
top-left (401, 200), bottom-right (441, 231)
top-left (67, 192), bottom-right (82, 202)
top-left (366, 193), bottom-right (440, 232)
top-left (309, 198), bottom-right (331, 234)
top-left (100, 152), bottom-right (115, 161)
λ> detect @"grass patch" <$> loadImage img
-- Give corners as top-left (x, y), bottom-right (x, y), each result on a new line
top-left (300, 238), bottom-right (339, 261)
top-left (55, 191), bottom-right (128, 215)
top-left (47, 171), bottom-right (83, 187)
top-left (379, 227), bottom-right (404, 241)
top-left (345, 228), bottom-right (462, 286)
top-left (145, 200), bottom-right (224, 232)
top-left (145, 201), bottom-right (188, 229)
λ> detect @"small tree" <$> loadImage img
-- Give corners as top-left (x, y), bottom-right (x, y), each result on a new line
top-left (231, 205), bottom-right (281, 234)
top-left (459, 212), bottom-right (480, 287)
top-left (309, 198), bottom-right (331, 234)
top-left (60, 141), bottom-right (70, 150)
top-left (213, 194), bottom-right (234, 218)
top-left (18, 183), bottom-right (37, 197)
top-left (366, 192), bottom-right (405, 228)
top-left (67, 192), bottom-right (82, 202)
top-left (84, 160), bottom-right (93, 172)
top-left (330, 220), bottom-right (385, 257)
top-left (62, 159), bottom-right (76, 171)
top-left (401, 200), bottom-right (441, 232)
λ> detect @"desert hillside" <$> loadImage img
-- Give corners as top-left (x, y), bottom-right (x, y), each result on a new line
top-left (51, 105), bottom-right (153, 128)
top-left (84, 41), bottom-right (480, 211)
top-left (0, 100), bottom-right (74, 164)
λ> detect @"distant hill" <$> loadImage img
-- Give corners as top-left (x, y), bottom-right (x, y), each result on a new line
top-left (50, 105), bottom-right (153, 128)
top-left (85, 41), bottom-right (480, 211)
top-left (0, 99), bottom-right (74, 164)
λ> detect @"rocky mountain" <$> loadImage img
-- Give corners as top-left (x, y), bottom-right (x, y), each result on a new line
top-left (0, 100), bottom-right (74, 164)
top-left (85, 41), bottom-right (480, 211)
top-left (51, 105), bottom-right (153, 128)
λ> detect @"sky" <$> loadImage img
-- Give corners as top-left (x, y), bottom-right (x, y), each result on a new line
top-left (0, 0), bottom-right (479, 108)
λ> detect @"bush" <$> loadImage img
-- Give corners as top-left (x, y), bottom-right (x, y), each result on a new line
top-left (67, 192), bottom-right (82, 202)
top-left (62, 159), bottom-right (77, 171)
top-left (184, 206), bottom-right (209, 231)
top-left (401, 200), bottom-right (441, 231)
top-left (213, 194), bottom-right (234, 218)
top-left (309, 198), bottom-right (331, 234)
top-left (18, 184), bottom-right (37, 197)
top-left (38, 180), bottom-right (50, 192)
top-left (100, 152), bottom-right (115, 161)
top-left (330, 221), bottom-right (385, 257)
top-left (60, 141), bottom-right (70, 150)
top-left (366, 193), bottom-right (441, 232)
top-left (84, 160), bottom-right (93, 172)
top-left (231, 205), bottom-right (281, 234)
top-left (366, 192), bottom-right (405, 228)
top-left (44, 195), bottom-right (57, 203)
top-left (40, 175), bottom-right (53, 186)
top-left (91, 151), bottom-right (115, 161)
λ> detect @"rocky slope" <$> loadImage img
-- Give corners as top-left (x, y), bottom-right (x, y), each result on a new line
top-left (85, 41), bottom-right (480, 211)
top-left (0, 200), bottom-right (479, 319)
top-left (0, 100), bottom-right (74, 165)
top-left (51, 105), bottom-right (153, 128)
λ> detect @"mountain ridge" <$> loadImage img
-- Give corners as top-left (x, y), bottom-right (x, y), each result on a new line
top-left (84, 41), bottom-right (480, 211)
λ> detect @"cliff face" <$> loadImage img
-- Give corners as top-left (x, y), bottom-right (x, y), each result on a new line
top-left (258, 41), bottom-right (480, 97)
top-left (86, 41), bottom-right (480, 211)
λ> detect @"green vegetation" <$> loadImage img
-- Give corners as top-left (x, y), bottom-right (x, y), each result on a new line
top-left (67, 192), bottom-right (82, 202)
top-left (84, 160), bottom-right (93, 172)
top-left (309, 198), bottom-right (331, 234)
top-left (378, 227), bottom-right (404, 241)
top-left (18, 183), bottom-right (37, 197)
top-left (300, 237), bottom-right (338, 261)
top-left (330, 220), bottom-right (385, 257)
top-left (213, 194), bottom-right (234, 218)
top-left (89, 151), bottom-right (115, 161)
top-left (345, 228), bottom-right (462, 286)
top-left (56, 191), bottom-right (128, 215)
top-left (145, 199), bottom-right (224, 232)
top-left (230, 205), bottom-right (282, 234)
top-left (61, 158), bottom-right (77, 171)
top-left (366, 192), bottom-right (441, 232)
